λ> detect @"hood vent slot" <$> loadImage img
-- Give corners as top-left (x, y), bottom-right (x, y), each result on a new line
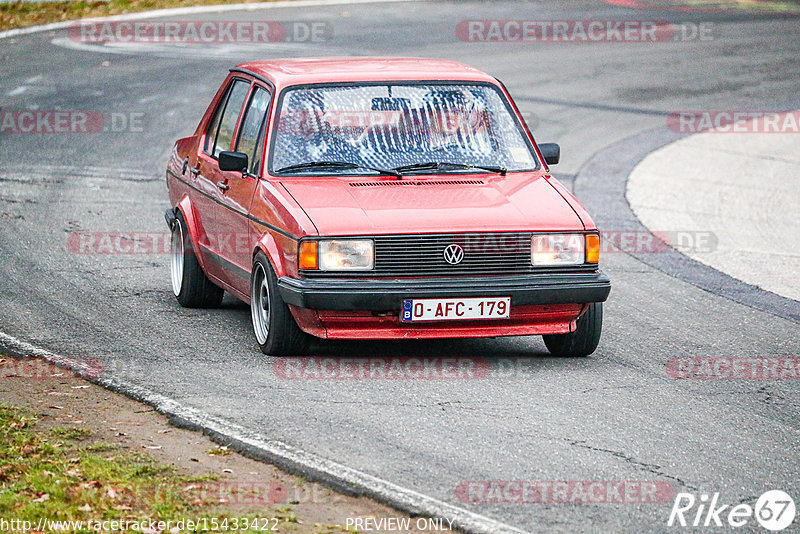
top-left (350, 180), bottom-right (485, 187)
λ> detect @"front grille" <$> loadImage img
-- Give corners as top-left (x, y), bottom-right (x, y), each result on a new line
top-left (373, 233), bottom-right (533, 276)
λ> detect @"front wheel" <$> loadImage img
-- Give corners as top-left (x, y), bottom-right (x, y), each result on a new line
top-left (250, 252), bottom-right (310, 356)
top-left (542, 302), bottom-right (603, 357)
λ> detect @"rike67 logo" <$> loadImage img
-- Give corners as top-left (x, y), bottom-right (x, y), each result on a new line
top-left (668, 490), bottom-right (795, 531)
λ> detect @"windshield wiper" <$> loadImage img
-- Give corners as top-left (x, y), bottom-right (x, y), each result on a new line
top-left (393, 162), bottom-right (507, 176)
top-left (275, 161), bottom-right (401, 179)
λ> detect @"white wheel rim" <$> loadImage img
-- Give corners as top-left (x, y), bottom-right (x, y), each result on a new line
top-left (170, 221), bottom-right (184, 297)
top-left (251, 263), bottom-right (270, 344)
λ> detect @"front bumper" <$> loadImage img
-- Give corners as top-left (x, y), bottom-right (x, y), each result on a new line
top-left (277, 271), bottom-right (610, 311)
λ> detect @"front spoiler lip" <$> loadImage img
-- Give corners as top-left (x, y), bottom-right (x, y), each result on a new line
top-left (277, 271), bottom-right (611, 311)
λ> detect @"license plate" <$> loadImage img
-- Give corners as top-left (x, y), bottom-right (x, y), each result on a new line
top-left (400, 297), bottom-right (511, 322)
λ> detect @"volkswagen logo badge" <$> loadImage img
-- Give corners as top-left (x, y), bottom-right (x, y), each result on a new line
top-left (443, 244), bottom-right (465, 265)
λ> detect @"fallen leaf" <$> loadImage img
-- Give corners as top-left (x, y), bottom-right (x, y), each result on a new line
top-left (48, 405), bottom-right (64, 410)
top-left (68, 457), bottom-right (80, 464)
top-left (80, 481), bottom-right (102, 489)
top-left (222, 468), bottom-right (233, 473)
top-left (71, 385), bottom-right (89, 389)
top-left (77, 503), bottom-right (92, 512)
top-left (32, 493), bottom-right (49, 503)
top-left (158, 429), bottom-right (171, 434)
top-left (143, 445), bottom-right (162, 450)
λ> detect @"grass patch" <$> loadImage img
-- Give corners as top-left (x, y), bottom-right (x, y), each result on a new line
top-left (0, 0), bottom-right (289, 32)
top-left (49, 426), bottom-right (91, 440)
top-left (0, 403), bottom-right (333, 532)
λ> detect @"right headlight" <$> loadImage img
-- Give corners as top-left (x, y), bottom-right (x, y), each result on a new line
top-left (532, 233), bottom-right (599, 266)
top-left (299, 239), bottom-right (374, 271)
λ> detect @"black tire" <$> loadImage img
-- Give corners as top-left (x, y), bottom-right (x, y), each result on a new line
top-left (169, 210), bottom-right (224, 308)
top-left (542, 302), bottom-right (603, 357)
top-left (250, 252), bottom-right (310, 356)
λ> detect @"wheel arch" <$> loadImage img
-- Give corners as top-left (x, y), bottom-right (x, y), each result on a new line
top-left (253, 231), bottom-right (288, 278)
top-left (173, 195), bottom-right (210, 273)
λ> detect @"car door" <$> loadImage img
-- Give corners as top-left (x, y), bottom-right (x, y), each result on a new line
top-left (214, 84), bottom-right (274, 295)
top-left (193, 77), bottom-right (250, 283)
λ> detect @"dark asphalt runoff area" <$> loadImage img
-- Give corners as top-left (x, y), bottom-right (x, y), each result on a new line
top-left (1, 1), bottom-right (799, 532)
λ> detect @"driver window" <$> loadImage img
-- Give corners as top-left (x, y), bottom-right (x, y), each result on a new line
top-left (235, 87), bottom-right (273, 176)
top-left (206, 79), bottom-right (249, 158)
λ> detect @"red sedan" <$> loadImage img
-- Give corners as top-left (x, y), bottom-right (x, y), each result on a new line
top-left (165, 57), bottom-right (610, 356)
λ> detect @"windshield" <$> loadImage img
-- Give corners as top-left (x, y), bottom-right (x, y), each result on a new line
top-left (269, 83), bottom-right (539, 175)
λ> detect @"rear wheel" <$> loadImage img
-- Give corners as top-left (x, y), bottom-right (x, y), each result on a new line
top-left (542, 302), bottom-right (603, 357)
top-left (170, 210), bottom-right (223, 308)
top-left (250, 252), bottom-right (309, 356)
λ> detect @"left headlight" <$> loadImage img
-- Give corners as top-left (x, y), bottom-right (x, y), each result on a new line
top-left (532, 234), bottom-right (585, 266)
top-left (315, 239), bottom-right (374, 271)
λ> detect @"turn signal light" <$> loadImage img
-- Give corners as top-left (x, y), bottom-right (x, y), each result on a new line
top-left (299, 241), bottom-right (319, 270)
top-left (586, 233), bottom-right (600, 264)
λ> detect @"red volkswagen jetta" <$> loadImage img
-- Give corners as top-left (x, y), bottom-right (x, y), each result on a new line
top-left (165, 58), bottom-right (610, 356)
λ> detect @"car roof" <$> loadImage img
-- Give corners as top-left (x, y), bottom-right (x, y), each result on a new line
top-left (234, 57), bottom-right (499, 87)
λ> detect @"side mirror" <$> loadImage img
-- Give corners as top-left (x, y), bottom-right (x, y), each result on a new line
top-left (218, 151), bottom-right (248, 173)
top-left (538, 143), bottom-right (560, 166)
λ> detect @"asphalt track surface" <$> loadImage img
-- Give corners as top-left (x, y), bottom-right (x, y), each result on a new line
top-left (1, 1), bottom-right (799, 532)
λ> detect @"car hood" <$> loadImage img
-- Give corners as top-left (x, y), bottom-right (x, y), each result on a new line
top-left (280, 172), bottom-right (586, 236)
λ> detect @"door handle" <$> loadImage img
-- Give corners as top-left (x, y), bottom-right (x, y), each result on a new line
top-left (216, 181), bottom-right (229, 191)
top-left (189, 166), bottom-right (201, 175)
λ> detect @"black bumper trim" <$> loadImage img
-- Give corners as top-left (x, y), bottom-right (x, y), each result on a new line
top-left (278, 272), bottom-right (610, 311)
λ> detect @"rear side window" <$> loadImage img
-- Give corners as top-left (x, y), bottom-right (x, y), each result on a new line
top-left (205, 78), bottom-right (249, 158)
top-left (235, 87), bottom-right (273, 175)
